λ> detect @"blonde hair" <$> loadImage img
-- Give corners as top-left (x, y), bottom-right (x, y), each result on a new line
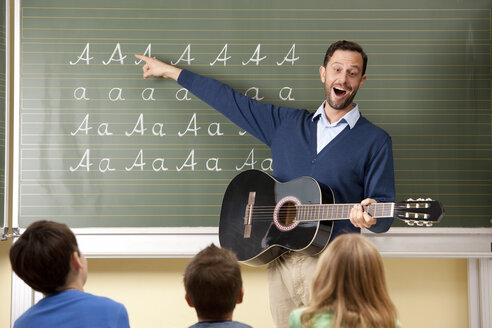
top-left (301, 233), bottom-right (398, 328)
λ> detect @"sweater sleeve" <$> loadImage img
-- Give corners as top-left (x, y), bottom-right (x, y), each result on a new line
top-left (177, 69), bottom-right (299, 147)
top-left (365, 134), bottom-right (395, 233)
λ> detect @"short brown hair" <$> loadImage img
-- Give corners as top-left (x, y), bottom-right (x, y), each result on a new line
top-left (10, 220), bottom-right (79, 295)
top-left (184, 244), bottom-right (242, 320)
top-left (323, 40), bottom-right (368, 75)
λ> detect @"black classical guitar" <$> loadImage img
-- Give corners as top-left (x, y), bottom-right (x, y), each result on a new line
top-left (219, 170), bottom-right (444, 266)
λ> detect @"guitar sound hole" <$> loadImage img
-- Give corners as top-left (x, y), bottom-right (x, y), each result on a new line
top-left (278, 202), bottom-right (297, 226)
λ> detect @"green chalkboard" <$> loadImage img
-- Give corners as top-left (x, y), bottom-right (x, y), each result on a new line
top-left (14, 0), bottom-right (492, 228)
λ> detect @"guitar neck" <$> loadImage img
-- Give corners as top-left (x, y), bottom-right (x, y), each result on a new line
top-left (296, 203), bottom-right (395, 221)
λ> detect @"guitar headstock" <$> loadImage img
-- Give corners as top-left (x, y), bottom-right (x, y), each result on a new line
top-left (394, 198), bottom-right (445, 227)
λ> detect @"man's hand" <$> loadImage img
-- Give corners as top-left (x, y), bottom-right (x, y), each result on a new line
top-left (349, 198), bottom-right (377, 229)
top-left (134, 55), bottom-right (182, 81)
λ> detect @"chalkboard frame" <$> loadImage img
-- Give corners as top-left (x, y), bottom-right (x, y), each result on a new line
top-left (12, 0), bottom-right (492, 255)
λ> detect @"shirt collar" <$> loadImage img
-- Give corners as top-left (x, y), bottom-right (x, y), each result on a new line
top-left (313, 102), bottom-right (360, 129)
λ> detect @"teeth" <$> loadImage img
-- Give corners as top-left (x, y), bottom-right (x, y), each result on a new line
top-left (333, 87), bottom-right (347, 96)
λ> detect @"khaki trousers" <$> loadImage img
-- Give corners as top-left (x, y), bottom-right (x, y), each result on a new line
top-left (267, 252), bottom-right (319, 328)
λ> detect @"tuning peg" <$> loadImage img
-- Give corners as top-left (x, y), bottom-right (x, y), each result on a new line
top-left (406, 198), bottom-right (415, 201)
top-left (425, 222), bottom-right (433, 227)
top-left (416, 198), bottom-right (424, 201)
top-left (426, 198), bottom-right (433, 201)
top-left (416, 221), bottom-right (424, 226)
top-left (405, 220), bottom-right (415, 226)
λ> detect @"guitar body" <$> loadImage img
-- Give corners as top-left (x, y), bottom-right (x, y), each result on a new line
top-left (219, 170), bottom-right (334, 266)
top-left (220, 170), bottom-right (445, 266)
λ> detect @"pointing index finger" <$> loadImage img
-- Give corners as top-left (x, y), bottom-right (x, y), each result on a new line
top-left (134, 54), bottom-right (150, 63)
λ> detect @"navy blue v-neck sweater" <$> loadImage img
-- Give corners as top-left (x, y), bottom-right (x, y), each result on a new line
top-left (178, 69), bottom-right (395, 236)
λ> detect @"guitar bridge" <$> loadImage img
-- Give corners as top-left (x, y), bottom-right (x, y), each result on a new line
top-left (243, 192), bottom-right (256, 238)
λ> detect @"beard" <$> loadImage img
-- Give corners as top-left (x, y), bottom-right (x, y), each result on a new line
top-left (325, 83), bottom-right (360, 110)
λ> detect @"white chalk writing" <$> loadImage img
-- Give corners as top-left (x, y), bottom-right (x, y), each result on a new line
top-left (67, 42), bottom-right (293, 174)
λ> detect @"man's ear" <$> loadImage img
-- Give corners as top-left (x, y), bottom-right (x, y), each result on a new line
top-left (319, 66), bottom-right (326, 84)
top-left (359, 74), bottom-right (367, 88)
top-left (185, 293), bottom-right (194, 308)
top-left (70, 251), bottom-right (83, 271)
top-left (236, 288), bottom-right (244, 304)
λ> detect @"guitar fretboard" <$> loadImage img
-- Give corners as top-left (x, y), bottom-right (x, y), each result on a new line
top-left (295, 203), bottom-right (395, 221)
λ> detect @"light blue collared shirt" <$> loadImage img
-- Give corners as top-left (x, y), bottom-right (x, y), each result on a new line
top-left (313, 102), bottom-right (360, 154)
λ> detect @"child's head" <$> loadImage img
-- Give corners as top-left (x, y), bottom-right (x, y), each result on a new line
top-left (303, 233), bottom-right (397, 328)
top-left (10, 220), bottom-right (81, 295)
top-left (312, 233), bottom-right (387, 304)
top-left (184, 244), bottom-right (243, 321)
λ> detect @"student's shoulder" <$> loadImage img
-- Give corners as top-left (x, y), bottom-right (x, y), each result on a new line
top-left (288, 307), bottom-right (307, 327)
top-left (13, 310), bottom-right (32, 328)
top-left (75, 290), bottom-right (127, 311)
top-left (290, 307), bottom-right (306, 317)
top-left (86, 291), bottom-right (125, 304)
top-left (289, 308), bottom-right (335, 328)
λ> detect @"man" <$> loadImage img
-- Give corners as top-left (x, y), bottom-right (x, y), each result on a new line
top-left (184, 243), bottom-right (252, 328)
top-left (10, 220), bottom-right (130, 328)
top-left (136, 40), bottom-right (395, 327)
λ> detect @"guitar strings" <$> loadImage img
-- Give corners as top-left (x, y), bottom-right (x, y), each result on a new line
top-left (235, 204), bottom-right (380, 222)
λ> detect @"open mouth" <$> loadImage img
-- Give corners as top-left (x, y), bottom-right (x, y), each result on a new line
top-left (333, 87), bottom-right (347, 97)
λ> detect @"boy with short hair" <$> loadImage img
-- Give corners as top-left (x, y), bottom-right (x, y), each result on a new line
top-left (10, 220), bottom-right (130, 328)
top-left (184, 244), bottom-right (252, 328)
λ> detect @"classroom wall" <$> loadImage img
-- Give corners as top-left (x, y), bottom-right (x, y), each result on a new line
top-left (384, 258), bottom-right (469, 327)
top-left (0, 243), bottom-right (469, 327)
top-left (85, 257), bottom-right (468, 328)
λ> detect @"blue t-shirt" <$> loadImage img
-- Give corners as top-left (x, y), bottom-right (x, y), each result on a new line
top-left (188, 321), bottom-right (252, 328)
top-left (14, 289), bottom-right (130, 328)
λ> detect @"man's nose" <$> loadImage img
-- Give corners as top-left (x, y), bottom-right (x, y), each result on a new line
top-left (338, 72), bottom-right (348, 84)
